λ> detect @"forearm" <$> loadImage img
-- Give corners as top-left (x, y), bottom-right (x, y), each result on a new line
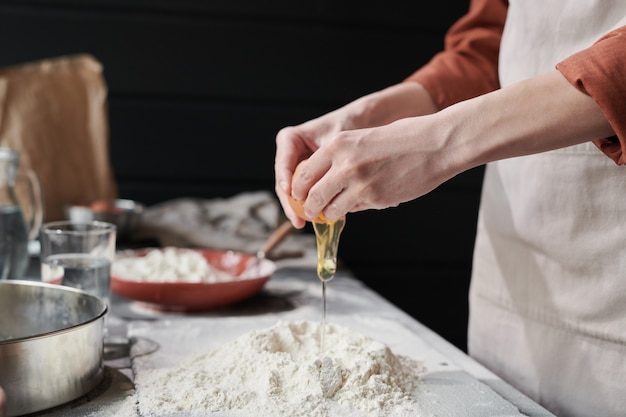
top-left (342, 82), bottom-right (438, 129)
top-left (439, 70), bottom-right (615, 172)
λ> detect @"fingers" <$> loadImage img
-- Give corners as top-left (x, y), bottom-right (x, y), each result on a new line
top-left (289, 158), bottom-right (320, 202)
top-left (293, 156), bottom-right (354, 222)
top-left (274, 127), bottom-right (298, 196)
top-left (274, 126), bottom-right (314, 229)
top-left (275, 121), bottom-right (359, 225)
top-left (322, 186), bottom-right (362, 220)
top-left (275, 183), bottom-right (306, 229)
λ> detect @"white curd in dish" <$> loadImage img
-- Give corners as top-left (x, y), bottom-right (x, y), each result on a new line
top-left (112, 247), bottom-right (232, 283)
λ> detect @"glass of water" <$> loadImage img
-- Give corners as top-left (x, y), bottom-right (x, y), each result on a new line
top-left (39, 221), bottom-right (116, 307)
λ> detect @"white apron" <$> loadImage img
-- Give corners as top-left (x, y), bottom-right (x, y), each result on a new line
top-left (468, 1), bottom-right (626, 416)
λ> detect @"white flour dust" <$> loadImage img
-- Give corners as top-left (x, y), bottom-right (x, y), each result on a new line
top-left (135, 320), bottom-right (427, 417)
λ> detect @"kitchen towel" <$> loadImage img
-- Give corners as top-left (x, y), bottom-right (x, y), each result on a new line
top-left (133, 191), bottom-right (308, 258)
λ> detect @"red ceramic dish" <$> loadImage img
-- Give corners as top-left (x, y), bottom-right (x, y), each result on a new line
top-left (111, 248), bottom-right (276, 312)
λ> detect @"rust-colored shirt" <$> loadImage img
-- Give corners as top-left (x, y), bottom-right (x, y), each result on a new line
top-left (404, 0), bottom-right (626, 165)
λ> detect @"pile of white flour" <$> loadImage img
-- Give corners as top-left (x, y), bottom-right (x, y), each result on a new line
top-left (134, 320), bottom-right (427, 417)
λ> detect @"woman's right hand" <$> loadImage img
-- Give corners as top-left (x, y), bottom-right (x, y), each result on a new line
top-left (275, 82), bottom-right (436, 228)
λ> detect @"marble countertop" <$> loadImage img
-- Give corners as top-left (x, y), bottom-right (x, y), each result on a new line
top-left (19, 242), bottom-right (555, 417)
top-left (14, 234), bottom-right (553, 417)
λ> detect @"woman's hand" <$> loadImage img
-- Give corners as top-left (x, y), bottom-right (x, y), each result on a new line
top-left (274, 115), bottom-right (341, 229)
top-left (288, 70), bottom-right (615, 222)
top-left (275, 82), bottom-right (437, 227)
top-left (289, 115), bottom-right (458, 222)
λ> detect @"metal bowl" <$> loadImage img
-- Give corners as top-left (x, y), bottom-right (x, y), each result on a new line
top-left (65, 198), bottom-right (144, 239)
top-left (0, 280), bottom-right (107, 417)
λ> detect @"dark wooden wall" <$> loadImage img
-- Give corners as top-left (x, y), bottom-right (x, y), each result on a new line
top-left (0, 0), bottom-right (483, 351)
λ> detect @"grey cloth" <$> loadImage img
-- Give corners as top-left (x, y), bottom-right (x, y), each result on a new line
top-left (134, 191), bottom-right (285, 253)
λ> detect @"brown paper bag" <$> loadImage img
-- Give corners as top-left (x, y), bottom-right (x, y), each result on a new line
top-left (0, 54), bottom-right (118, 222)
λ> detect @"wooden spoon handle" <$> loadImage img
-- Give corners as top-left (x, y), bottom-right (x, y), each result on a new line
top-left (257, 220), bottom-right (295, 259)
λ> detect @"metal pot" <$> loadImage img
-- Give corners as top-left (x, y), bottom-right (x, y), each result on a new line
top-left (0, 280), bottom-right (107, 416)
top-left (64, 198), bottom-right (144, 240)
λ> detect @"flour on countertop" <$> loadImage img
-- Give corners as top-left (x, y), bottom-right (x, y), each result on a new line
top-left (135, 320), bottom-right (427, 417)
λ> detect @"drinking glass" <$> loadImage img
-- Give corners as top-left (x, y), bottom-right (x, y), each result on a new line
top-left (39, 221), bottom-right (116, 307)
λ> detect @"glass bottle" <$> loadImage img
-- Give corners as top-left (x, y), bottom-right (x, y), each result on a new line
top-left (0, 147), bottom-right (43, 279)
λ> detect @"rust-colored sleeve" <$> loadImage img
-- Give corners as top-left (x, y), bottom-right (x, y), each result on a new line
top-left (404, 0), bottom-right (507, 109)
top-left (556, 27), bottom-right (626, 165)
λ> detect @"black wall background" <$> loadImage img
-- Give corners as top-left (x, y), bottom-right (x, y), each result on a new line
top-left (0, 0), bottom-right (485, 351)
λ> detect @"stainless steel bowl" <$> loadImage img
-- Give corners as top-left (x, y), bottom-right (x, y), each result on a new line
top-left (0, 280), bottom-right (107, 416)
top-left (65, 198), bottom-right (144, 239)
